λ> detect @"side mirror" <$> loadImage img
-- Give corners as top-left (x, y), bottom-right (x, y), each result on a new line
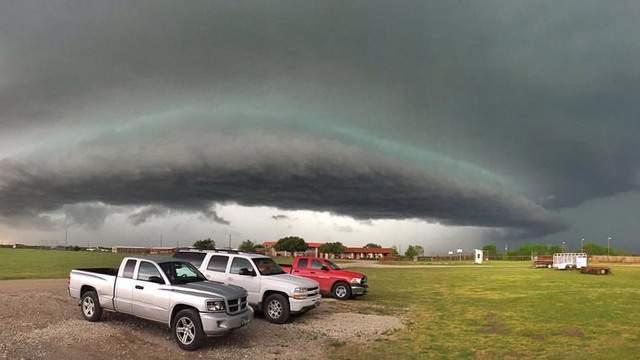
top-left (239, 268), bottom-right (255, 276)
top-left (148, 276), bottom-right (165, 284)
top-left (321, 265), bottom-right (329, 271)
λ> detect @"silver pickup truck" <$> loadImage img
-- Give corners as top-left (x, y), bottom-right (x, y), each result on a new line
top-left (68, 256), bottom-right (253, 350)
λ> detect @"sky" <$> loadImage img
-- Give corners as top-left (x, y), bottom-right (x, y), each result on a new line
top-left (0, 0), bottom-right (639, 252)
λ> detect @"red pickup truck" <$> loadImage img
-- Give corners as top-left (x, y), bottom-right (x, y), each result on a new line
top-left (280, 257), bottom-right (368, 300)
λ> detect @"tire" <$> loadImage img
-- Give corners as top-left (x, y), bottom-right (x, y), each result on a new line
top-left (600, 269), bottom-right (607, 275)
top-left (332, 282), bottom-right (352, 300)
top-left (80, 290), bottom-right (103, 322)
top-left (172, 309), bottom-right (206, 351)
top-left (263, 293), bottom-right (290, 324)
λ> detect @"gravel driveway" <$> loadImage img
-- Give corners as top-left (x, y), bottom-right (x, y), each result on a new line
top-left (0, 279), bottom-right (402, 359)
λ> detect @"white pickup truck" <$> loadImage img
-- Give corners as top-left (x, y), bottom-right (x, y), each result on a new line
top-left (175, 250), bottom-right (321, 323)
top-left (68, 256), bottom-right (253, 350)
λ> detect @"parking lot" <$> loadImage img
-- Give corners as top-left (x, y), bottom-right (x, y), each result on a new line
top-left (0, 279), bottom-right (402, 359)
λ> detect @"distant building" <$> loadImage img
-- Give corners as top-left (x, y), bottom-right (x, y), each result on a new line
top-left (261, 241), bottom-right (393, 259)
top-left (112, 246), bottom-right (179, 255)
top-left (338, 247), bottom-right (393, 259)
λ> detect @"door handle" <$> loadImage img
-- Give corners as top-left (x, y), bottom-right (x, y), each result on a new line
top-left (135, 285), bottom-right (144, 290)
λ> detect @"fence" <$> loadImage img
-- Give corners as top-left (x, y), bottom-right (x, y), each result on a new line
top-left (591, 255), bottom-right (640, 264)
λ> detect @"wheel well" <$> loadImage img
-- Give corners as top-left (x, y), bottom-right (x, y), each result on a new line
top-left (80, 285), bottom-right (96, 297)
top-left (170, 304), bottom-right (199, 326)
top-left (332, 280), bottom-right (349, 292)
top-left (261, 290), bottom-right (289, 305)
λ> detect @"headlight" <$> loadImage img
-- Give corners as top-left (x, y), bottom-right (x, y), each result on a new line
top-left (293, 287), bottom-right (308, 299)
top-left (206, 300), bottom-right (226, 312)
top-left (350, 277), bottom-right (362, 285)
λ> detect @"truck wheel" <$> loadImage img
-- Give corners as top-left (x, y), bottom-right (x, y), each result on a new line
top-left (263, 294), bottom-right (290, 324)
top-left (81, 290), bottom-right (103, 322)
top-left (172, 309), bottom-right (206, 351)
top-left (332, 282), bottom-right (352, 300)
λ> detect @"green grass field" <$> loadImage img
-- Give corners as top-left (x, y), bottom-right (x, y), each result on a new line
top-left (1, 249), bottom-right (638, 358)
top-left (0, 248), bottom-right (125, 280)
top-left (332, 264), bottom-right (640, 359)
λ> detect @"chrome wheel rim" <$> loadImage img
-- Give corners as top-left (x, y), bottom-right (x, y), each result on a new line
top-left (335, 285), bottom-right (347, 298)
top-left (176, 317), bottom-right (196, 345)
top-left (267, 299), bottom-right (283, 319)
top-left (82, 297), bottom-right (95, 317)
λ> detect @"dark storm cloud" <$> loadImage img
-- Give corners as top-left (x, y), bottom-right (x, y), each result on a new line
top-left (272, 215), bottom-right (290, 221)
top-left (128, 206), bottom-right (170, 226)
top-left (0, 128), bottom-right (565, 237)
top-left (0, 0), bottom-right (638, 241)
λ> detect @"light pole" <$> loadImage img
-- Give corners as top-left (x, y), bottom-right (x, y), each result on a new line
top-left (607, 236), bottom-right (612, 256)
top-left (581, 238), bottom-right (584, 253)
top-left (562, 241), bottom-right (566, 252)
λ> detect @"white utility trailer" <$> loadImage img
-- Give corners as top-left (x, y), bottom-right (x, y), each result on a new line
top-left (553, 252), bottom-right (587, 270)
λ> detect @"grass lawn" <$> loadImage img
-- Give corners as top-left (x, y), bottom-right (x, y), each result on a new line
top-left (331, 264), bottom-right (640, 359)
top-left (0, 248), bottom-right (125, 280)
top-left (1, 249), bottom-right (638, 358)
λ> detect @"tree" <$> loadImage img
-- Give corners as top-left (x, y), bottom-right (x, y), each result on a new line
top-left (365, 243), bottom-right (381, 248)
top-left (238, 240), bottom-right (261, 253)
top-left (274, 236), bottom-right (308, 253)
top-left (193, 238), bottom-right (215, 250)
top-left (319, 242), bottom-right (346, 255)
top-left (583, 242), bottom-right (616, 256)
top-left (404, 245), bottom-right (418, 257)
top-left (414, 245), bottom-right (424, 256)
top-left (391, 246), bottom-right (399, 256)
top-left (482, 244), bottom-right (497, 256)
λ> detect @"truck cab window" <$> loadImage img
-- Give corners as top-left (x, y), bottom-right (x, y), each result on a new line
top-left (230, 257), bottom-right (254, 275)
top-left (297, 258), bottom-right (308, 268)
top-left (122, 259), bottom-right (137, 278)
top-left (207, 255), bottom-right (229, 272)
top-left (311, 259), bottom-right (324, 269)
top-left (137, 261), bottom-right (163, 282)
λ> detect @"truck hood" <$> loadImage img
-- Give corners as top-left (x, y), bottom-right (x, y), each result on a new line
top-left (172, 281), bottom-right (247, 300)
top-left (267, 274), bottom-right (319, 288)
top-left (333, 269), bottom-right (365, 279)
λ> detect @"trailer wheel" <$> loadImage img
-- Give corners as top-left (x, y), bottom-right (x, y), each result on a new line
top-left (600, 269), bottom-right (607, 275)
top-left (547, 264), bottom-right (552, 269)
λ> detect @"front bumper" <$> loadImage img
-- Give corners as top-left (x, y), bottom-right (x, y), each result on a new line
top-left (200, 307), bottom-right (254, 336)
top-left (289, 294), bottom-right (321, 313)
top-left (351, 285), bottom-right (368, 296)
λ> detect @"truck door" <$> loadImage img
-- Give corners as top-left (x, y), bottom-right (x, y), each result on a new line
top-left (309, 259), bottom-right (332, 292)
top-left (203, 255), bottom-right (230, 283)
top-left (132, 261), bottom-right (171, 322)
top-left (114, 259), bottom-right (137, 314)
top-left (293, 258), bottom-right (312, 277)
top-left (226, 257), bottom-right (261, 305)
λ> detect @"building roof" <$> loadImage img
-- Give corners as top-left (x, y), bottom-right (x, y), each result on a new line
top-left (344, 247), bottom-right (393, 254)
top-left (262, 241), bottom-right (392, 254)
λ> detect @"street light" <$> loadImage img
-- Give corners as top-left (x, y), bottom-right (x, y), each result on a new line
top-left (581, 238), bottom-right (585, 253)
top-left (607, 236), bottom-right (612, 256)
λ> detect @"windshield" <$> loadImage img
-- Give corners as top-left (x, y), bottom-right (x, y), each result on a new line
top-left (159, 261), bottom-right (207, 284)
top-left (252, 258), bottom-right (285, 276)
top-left (325, 260), bottom-right (341, 270)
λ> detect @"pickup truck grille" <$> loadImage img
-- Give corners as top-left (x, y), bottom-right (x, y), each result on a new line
top-left (226, 296), bottom-right (248, 314)
top-left (307, 287), bottom-right (319, 296)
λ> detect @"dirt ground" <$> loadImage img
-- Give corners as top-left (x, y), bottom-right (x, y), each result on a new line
top-left (0, 279), bottom-right (402, 360)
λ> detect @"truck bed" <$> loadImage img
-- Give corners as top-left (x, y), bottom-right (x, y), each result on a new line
top-left (75, 268), bottom-right (119, 276)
